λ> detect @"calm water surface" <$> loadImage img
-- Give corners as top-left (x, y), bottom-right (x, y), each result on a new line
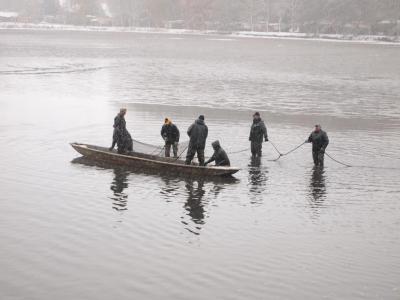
top-left (0, 30), bottom-right (399, 300)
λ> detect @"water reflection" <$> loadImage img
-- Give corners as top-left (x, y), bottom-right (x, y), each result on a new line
top-left (184, 180), bottom-right (206, 227)
top-left (159, 176), bottom-right (181, 202)
top-left (71, 157), bottom-right (130, 212)
top-left (109, 167), bottom-right (130, 211)
top-left (308, 166), bottom-right (327, 207)
top-left (248, 156), bottom-right (269, 204)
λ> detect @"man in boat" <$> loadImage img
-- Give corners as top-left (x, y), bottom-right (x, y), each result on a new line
top-left (109, 108), bottom-right (133, 154)
top-left (161, 117), bottom-right (180, 158)
top-left (204, 140), bottom-right (230, 167)
top-left (185, 115), bottom-right (208, 166)
top-left (306, 124), bottom-right (329, 166)
top-left (249, 112), bottom-right (268, 157)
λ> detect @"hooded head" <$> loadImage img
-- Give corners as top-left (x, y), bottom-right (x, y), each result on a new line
top-left (211, 140), bottom-right (221, 150)
top-left (253, 112), bottom-right (260, 122)
top-left (196, 115), bottom-right (205, 124)
top-left (164, 117), bottom-right (172, 125)
top-left (120, 108), bottom-right (127, 116)
top-left (315, 124), bottom-right (321, 133)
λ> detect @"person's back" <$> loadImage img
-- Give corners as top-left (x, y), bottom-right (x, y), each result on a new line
top-left (185, 115), bottom-right (208, 165)
top-left (188, 118), bottom-right (208, 148)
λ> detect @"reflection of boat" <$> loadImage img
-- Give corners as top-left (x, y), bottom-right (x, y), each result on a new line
top-left (70, 143), bottom-right (240, 177)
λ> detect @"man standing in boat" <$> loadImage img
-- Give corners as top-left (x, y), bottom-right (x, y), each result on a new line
top-left (306, 124), bottom-right (329, 166)
top-left (161, 118), bottom-right (180, 158)
top-left (249, 112), bottom-right (268, 157)
top-left (109, 108), bottom-right (133, 154)
top-left (185, 115), bottom-right (208, 166)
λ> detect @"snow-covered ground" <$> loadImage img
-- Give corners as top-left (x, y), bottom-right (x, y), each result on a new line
top-left (0, 22), bottom-right (399, 44)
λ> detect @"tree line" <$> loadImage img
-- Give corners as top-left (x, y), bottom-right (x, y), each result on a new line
top-left (1, 0), bottom-right (399, 35)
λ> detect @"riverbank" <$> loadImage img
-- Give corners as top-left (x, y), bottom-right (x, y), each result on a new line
top-left (1, 22), bottom-right (399, 44)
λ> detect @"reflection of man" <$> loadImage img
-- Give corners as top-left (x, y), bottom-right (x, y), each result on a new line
top-left (306, 124), bottom-right (329, 166)
top-left (309, 167), bottom-right (327, 204)
top-left (184, 180), bottom-right (205, 225)
top-left (161, 118), bottom-right (180, 158)
top-left (248, 157), bottom-right (268, 198)
top-left (110, 168), bottom-right (129, 211)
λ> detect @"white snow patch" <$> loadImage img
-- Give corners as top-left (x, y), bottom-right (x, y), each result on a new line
top-left (0, 11), bottom-right (18, 18)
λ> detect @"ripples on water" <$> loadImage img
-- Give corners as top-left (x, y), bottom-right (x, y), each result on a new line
top-left (0, 30), bottom-right (399, 300)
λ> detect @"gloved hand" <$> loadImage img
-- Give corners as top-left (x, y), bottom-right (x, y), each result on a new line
top-left (265, 137), bottom-right (269, 142)
top-left (249, 137), bottom-right (252, 141)
top-left (305, 139), bottom-right (310, 143)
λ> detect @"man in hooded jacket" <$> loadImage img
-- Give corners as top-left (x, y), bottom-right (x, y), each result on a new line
top-left (109, 108), bottom-right (133, 154)
top-left (185, 115), bottom-right (208, 166)
top-left (204, 140), bottom-right (230, 167)
top-left (249, 112), bottom-right (268, 157)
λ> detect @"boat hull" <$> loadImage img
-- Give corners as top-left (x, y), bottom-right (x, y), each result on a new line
top-left (70, 143), bottom-right (240, 177)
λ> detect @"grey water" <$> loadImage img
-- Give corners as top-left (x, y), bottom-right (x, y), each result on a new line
top-left (0, 30), bottom-right (399, 300)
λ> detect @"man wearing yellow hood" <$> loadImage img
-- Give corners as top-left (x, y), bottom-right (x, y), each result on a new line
top-left (161, 118), bottom-right (180, 158)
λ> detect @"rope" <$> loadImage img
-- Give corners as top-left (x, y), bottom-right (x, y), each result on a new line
top-left (173, 144), bottom-right (190, 161)
top-left (224, 141), bottom-right (305, 161)
top-left (227, 147), bottom-right (251, 155)
top-left (325, 152), bottom-right (352, 167)
top-left (282, 142), bottom-right (306, 156)
top-left (269, 140), bottom-right (283, 156)
top-left (150, 145), bottom-right (164, 156)
top-left (266, 140), bottom-right (306, 161)
top-left (325, 151), bottom-right (400, 170)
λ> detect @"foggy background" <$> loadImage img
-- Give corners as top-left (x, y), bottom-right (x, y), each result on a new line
top-left (0, 0), bottom-right (399, 36)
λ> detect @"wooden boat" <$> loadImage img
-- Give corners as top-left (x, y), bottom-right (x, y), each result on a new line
top-left (70, 143), bottom-right (240, 177)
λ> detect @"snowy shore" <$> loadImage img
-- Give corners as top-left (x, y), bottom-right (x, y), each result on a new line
top-left (1, 22), bottom-right (399, 44)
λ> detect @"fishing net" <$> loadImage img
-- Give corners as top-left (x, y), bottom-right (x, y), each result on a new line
top-left (132, 139), bottom-right (190, 158)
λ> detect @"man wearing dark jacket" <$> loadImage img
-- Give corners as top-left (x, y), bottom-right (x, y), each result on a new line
top-left (161, 117), bottom-right (180, 158)
top-left (306, 124), bottom-right (329, 166)
top-left (185, 115), bottom-right (208, 166)
top-left (205, 140), bottom-right (230, 167)
top-left (109, 108), bottom-right (133, 154)
top-left (249, 112), bottom-right (268, 157)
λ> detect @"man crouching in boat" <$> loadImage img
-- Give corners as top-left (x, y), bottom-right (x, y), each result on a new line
top-left (204, 140), bottom-right (230, 167)
top-left (161, 118), bottom-right (180, 158)
top-left (109, 108), bottom-right (133, 154)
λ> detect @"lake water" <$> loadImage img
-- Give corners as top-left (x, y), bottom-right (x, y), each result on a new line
top-left (0, 30), bottom-right (399, 300)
